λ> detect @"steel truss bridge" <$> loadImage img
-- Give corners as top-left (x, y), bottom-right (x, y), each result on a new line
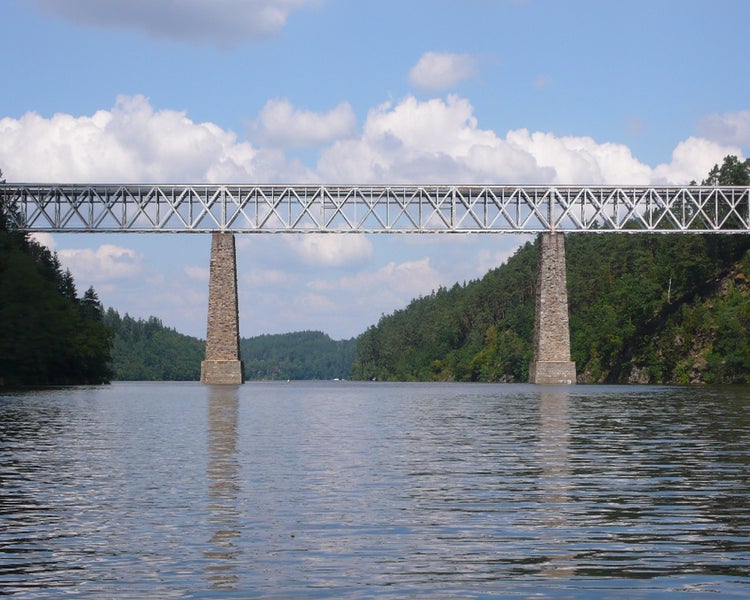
top-left (1, 184), bottom-right (750, 233)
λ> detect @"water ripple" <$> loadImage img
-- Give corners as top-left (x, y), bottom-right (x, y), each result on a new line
top-left (1, 382), bottom-right (749, 597)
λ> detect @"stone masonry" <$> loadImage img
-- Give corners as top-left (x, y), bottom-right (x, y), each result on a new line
top-left (529, 232), bottom-right (577, 384)
top-left (200, 232), bottom-right (244, 385)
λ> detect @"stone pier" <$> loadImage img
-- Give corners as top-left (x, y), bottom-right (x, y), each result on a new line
top-left (529, 232), bottom-right (577, 385)
top-left (200, 232), bottom-right (244, 385)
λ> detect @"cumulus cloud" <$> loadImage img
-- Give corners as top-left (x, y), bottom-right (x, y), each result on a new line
top-left (286, 234), bottom-right (373, 268)
top-left (317, 95), bottom-right (740, 185)
top-left (409, 52), bottom-right (478, 91)
top-left (29, 232), bottom-right (56, 250)
top-left (242, 267), bottom-right (296, 287)
top-left (652, 136), bottom-right (743, 185)
top-left (28, 0), bottom-right (312, 45)
top-left (0, 95), bottom-right (311, 183)
top-left (699, 110), bottom-right (750, 147)
top-left (232, 255), bottom-right (448, 338)
top-left (184, 265), bottom-right (209, 281)
top-left (58, 244), bottom-right (143, 282)
top-left (310, 258), bottom-right (445, 307)
top-left (251, 98), bottom-right (357, 148)
top-left (0, 93), bottom-right (741, 193)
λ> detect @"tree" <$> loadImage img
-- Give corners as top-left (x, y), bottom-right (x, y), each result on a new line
top-left (80, 286), bottom-right (104, 321)
top-left (699, 155), bottom-right (750, 259)
top-left (701, 155), bottom-right (750, 186)
top-left (1, 170), bottom-right (113, 386)
top-left (104, 309), bottom-right (206, 380)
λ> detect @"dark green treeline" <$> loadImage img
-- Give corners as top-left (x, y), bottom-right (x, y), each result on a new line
top-left (351, 157), bottom-right (750, 384)
top-left (0, 171), bottom-right (113, 386)
top-left (105, 314), bottom-right (356, 382)
top-left (352, 231), bottom-right (750, 384)
top-left (242, 331), bottom-right (357, 381)
top-left (104, 310), bottom-right (206, 381)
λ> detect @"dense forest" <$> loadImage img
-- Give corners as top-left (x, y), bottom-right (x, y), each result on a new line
top-left (0, 170), bottom-right (113, 386)
top-left (104, 309), bottom-right (206, 380)
top-left (351, 156), bottom-right (750, 384)
top-left (242, 331), bottom-right (357, 380)
top-left (103, 312), bottom-right (356, 381)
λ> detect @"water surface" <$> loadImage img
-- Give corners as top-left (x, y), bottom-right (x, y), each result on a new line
top-left (1, 382), bottom-right (749, 597)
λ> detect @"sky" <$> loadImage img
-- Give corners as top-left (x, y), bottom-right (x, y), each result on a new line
top-left (1, 0), bottom-right (749, 340)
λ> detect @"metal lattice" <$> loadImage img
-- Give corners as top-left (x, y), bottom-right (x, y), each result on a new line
top-left (1, 184), bottom-right (749, 233)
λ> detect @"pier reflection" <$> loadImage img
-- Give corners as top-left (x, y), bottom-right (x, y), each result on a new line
top-left (205, 385), bottom-right (241, 590)
top-left (537, 389), bottom-right (574, 578)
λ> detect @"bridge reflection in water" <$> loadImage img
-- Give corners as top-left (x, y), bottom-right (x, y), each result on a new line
top-left (537, 390), bottom-right (575, 578)
top-left (205, 385), bottom-right (241, 590)
top-left (3, 183), bottom-right (749, 385)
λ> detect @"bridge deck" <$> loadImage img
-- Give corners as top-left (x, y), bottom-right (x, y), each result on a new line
top-left (2, 184), bottom-right (749, 233)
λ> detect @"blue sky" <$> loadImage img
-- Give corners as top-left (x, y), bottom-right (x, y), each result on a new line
top-left (2, 0), bottom-right (749, 340)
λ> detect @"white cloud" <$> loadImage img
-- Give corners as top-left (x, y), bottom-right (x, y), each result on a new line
top-left (241, 268), bottom-right (296, 287)
top-left (652, 137), bottom-right (743, 185)
top-left (291, 257), bottom-right (450, 337)
top-left (475, 244), bottom-right (530, 276)
top-left (699, 110), bottom-right (750, 147)
top-left (409, 52), bottom-right (478, 91)
top-left (58, 244), bottom-right (143, 282)
top-left (2, 94), bottom-right (739, 191)
top-left (251, 99), bottom-right (357, 148)
top-left (318, 95), bottom-right (741, 185)
top-left (505, 129), bottom-right (654, 184)
top-left (286, 234), bottom-right (373, 268)
top-left (28, 0), bottom-right (313, 46)
top-left (317, 95), bottom-right (519, 183)
top-left (29, 232), bottom-right (56, 250)
top-left (184, 265), bottom-right (209, 281)
top-left (311, 257), bottom-right (443, 303)
top-left (0, 95), bottom-right (311, 183)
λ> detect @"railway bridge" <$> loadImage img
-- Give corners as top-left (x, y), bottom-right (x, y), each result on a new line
top-left (2, 183), bottom-right (749, 384)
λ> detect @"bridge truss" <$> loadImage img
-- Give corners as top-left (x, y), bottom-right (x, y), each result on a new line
top-left (2, 184), bottom-right (749, 233)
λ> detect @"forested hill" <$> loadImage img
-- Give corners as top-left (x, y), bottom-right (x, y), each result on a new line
top-left (352, 157), bottom-right (750, 385)
top-left (351, 232), bottom-right (750, 384)
top-left (104, 310), bottom-right (206, 381)
top-left (105, 313), bottom-right (356, 381)
top-left (241, 331), bottom-right (357, 380)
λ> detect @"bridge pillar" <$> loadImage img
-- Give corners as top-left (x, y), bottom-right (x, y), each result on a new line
top-left (529, 232), bottom-right (576, 385)
top-left (201, 232), bottom-right (244, 385)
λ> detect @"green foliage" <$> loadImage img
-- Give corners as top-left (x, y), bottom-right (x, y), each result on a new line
top-left (241, 331), bottom-right (356, 380)
top-left (351, 241), bottom-right (537, 382)
top-left (567, 233), bottom-right (750, 382)
top-left (352, 231), bottom-right (750, 384)
top-left (700, 155), bottom-right (750, 186)
top-left (0, 215), bottom-right (113, 386)
top-left (104, 309), bottom-right (206, 380)
top-left (105, 318), bottom-right (356, 381)
top-left (352, 156), bottom-right (750, 384)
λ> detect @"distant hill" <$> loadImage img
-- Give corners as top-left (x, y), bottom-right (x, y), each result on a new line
top-left (104, 311), bottom-right (356, 381)
top-left (241, 331), bottom-right (357, 380)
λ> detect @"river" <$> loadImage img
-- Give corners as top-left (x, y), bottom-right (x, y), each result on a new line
top-left (1, 381), bottom-right (749, 598)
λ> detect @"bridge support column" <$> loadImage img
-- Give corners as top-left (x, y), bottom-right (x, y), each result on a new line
top-left (529, 232), bottom-right (576, 385)
top-left (201, 232), bottom-right (244, 385)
